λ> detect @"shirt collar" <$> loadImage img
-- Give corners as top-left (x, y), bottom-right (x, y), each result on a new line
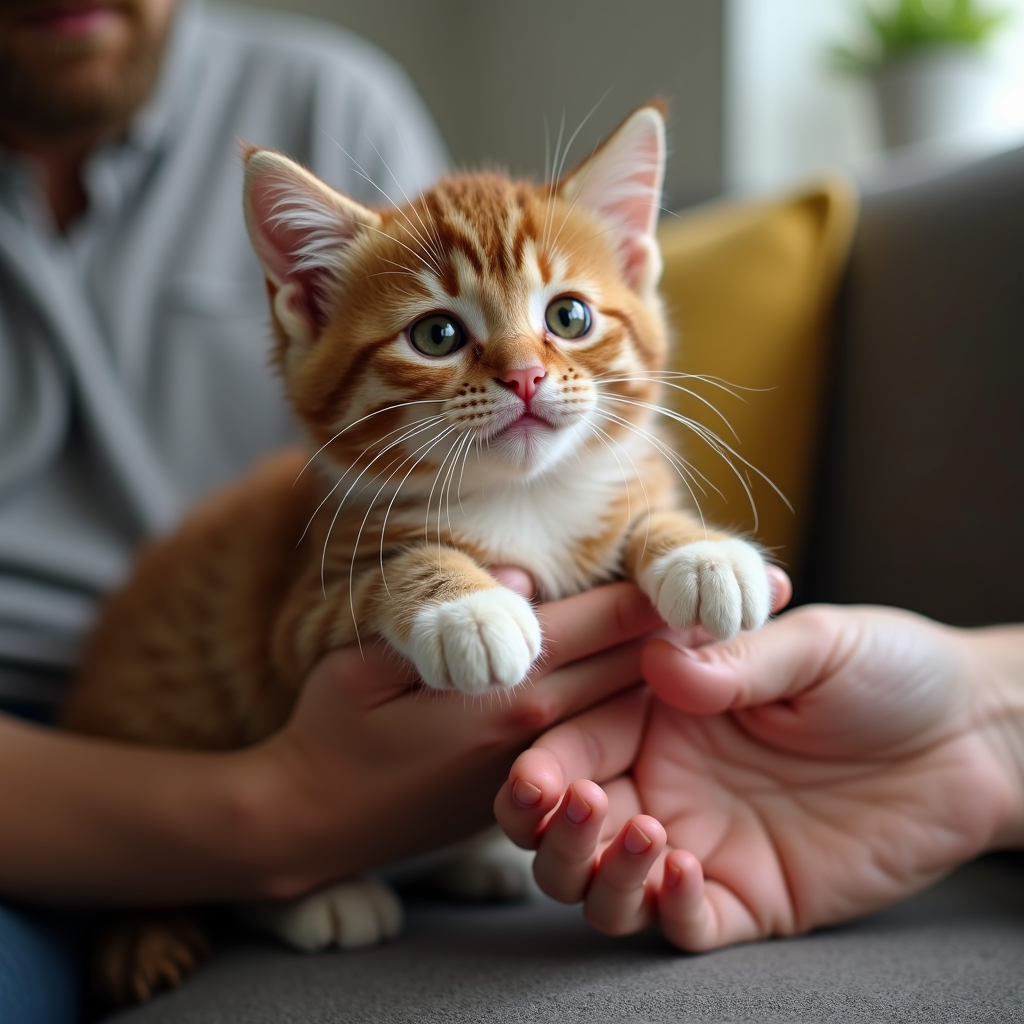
top-left (74, 0), bottom-right (205, 231)
top-left (122, 0), bottom-right (205, 158)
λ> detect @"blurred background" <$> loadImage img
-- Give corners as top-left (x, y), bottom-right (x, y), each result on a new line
top-left (231, 0), bottom-right (1024, 207)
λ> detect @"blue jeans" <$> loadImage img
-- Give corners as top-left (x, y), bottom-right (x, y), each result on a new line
top-left (0, 901), bottom-right (82, 1024)
top-left (0, 696), bottom-right (84, 1022)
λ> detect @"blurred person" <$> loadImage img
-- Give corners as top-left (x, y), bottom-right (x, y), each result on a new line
top-left (0, 2), bottom-right (666, 1020)
top-left (496, 604), bottom-right (1024, 948)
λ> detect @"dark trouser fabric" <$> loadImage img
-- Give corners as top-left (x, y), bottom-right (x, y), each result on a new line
top-left (0, 901), bottom-right (81, 1024)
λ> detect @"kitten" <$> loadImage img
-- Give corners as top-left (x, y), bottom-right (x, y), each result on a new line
top-left (62, 104), bottom-right (770, 1001)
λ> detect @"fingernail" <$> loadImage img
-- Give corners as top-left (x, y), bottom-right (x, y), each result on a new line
top-left (512, 780), bottom-right (542, 808)
top-left (564, 788), bottom-right (592, 825)
top-left (665, 859), bottom-right (683, 889)
top-left (624, 821), bottom-right (652, 855)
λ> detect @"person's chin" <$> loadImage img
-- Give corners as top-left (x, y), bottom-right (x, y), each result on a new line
top-left (0, 3), bottom-right (167, 137)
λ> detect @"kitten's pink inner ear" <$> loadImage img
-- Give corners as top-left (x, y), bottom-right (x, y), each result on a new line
top-left (242, 149), bottom-right (380, 337)
top-left (557, 106), bottom-right (666, 290)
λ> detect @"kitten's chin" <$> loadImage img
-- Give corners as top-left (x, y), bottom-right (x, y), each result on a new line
top-left (481, 417), bottom-right (583, 479)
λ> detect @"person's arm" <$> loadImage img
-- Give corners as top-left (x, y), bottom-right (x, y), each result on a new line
top-left (0, 581), bottom-right (661, 906)
top-left (496, 606), bottom-right (1024, 950)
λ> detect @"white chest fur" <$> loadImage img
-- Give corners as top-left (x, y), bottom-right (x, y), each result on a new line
top-left (438, 445), bottom-right (645, 600)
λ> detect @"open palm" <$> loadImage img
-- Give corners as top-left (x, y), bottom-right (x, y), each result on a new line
top-left (496, 606), bottom-right (1017, 950)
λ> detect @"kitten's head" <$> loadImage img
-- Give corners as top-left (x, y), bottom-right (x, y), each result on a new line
top-left (243, 104), bottom-right (668, 490)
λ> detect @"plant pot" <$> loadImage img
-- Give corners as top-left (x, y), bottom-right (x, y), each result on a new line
top-left (871, 47), bottom-right (994, 148)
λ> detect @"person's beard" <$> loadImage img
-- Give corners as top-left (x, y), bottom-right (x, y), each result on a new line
top-left (0, 2), bottom-right (174, 140)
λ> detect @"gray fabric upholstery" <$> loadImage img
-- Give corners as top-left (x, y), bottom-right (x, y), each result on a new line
top-left (804, 144), bottom-right (1024, 624)
top-left (108, 855), bottom-right (1024, 1022)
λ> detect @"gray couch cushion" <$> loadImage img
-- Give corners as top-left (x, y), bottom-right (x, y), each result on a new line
top-left (804, 145), bottom-right (1024, 625)
top-left (107, 854), bottom-right (1024, 1023)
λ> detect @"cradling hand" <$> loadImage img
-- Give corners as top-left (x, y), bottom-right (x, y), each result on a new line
top-left (244, 579), bottom-right (663, 896)
top-left (495, 604), bottom-right (1024, 949)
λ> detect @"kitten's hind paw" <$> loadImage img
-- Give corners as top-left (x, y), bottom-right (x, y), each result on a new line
top-left (408, 588), bottom-right (542, 694)
top-left (95, 912), bottom-right (210, 1005)
top-left (642, 538), bottom-right (770, 640)
top-left (241, 877), bottom-right (403, 952)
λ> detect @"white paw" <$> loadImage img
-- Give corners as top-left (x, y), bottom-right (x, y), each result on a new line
top-left (407, 589), bottom-right (542, 694)
top-left (641, 538), bottom-right (770, 640)
top-left (239, 877), bottom-right (402, 952)
top-left (427, 826), bottom-right (538, 901)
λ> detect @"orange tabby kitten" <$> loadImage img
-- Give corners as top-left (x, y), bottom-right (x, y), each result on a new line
top-left (62, 104), bottom-right (770, 999)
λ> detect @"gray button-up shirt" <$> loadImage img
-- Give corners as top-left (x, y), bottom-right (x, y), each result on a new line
top-left (0, 1), bottom-right (446, 703)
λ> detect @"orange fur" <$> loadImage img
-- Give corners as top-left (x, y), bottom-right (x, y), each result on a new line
top-left (63, 103), bottom-right (771, 1005)
top-left (65, 105), bottom-right (709, 743)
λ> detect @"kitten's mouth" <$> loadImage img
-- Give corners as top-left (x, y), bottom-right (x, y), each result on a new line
top-left (495, 412), bottom-right (553, 436)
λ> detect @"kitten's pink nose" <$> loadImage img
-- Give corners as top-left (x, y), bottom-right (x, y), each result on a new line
top-left (498, 366), bottom-right (546, 403)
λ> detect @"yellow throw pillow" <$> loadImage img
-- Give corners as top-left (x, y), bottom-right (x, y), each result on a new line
top-left (656, 179), bottom-right (857, 584)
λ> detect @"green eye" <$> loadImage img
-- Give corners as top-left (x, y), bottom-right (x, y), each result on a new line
top-left (545, 297), bottom-right (591, 340)
top-left (409, 314), bottom-right (466, 357)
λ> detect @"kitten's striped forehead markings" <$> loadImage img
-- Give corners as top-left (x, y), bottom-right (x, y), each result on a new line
top-left (377, 232), bottom-right (644, 457)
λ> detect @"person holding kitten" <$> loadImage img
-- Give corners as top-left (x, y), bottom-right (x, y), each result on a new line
top-left (0, 3), bottom-right (1021, 1024)
top-left (0, 0), bottom-right (668, 1017)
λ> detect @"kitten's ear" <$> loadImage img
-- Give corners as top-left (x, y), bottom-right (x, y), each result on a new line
top-left (242, 145), bottom-right (381, 345)
top-left (557, 104), bottom-right (666, 293)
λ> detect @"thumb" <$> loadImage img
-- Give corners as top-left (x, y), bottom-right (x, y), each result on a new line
top-left (641, 606), bottom-right (851, 714)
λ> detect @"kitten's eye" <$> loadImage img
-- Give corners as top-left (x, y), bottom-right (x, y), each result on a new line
top-left (545, 297), bottom-right (592, 340)
top-left (409, 314), bottom-right (466, 357)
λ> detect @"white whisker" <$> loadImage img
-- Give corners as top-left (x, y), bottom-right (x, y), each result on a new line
top-left (316, 124), bottom-right (443, 274)
top-left (362, 133), bottom-right (446, 269)
top-left (299, 411), bottom-right (448, 546)
top-left (602, 392), bottom-right (790, 515)
top-left (440, 430), bottom-right (473, 539)
top-left (593, 408), bottom-right (713, 514)
top-left (342, 422), bottom-right (460, 646)
top-left (375, 424), bottom-right (462, 595)
top-left (294, 398), bottom-right (446, 484)
top-left (594, 373), bottom-right (742, 441)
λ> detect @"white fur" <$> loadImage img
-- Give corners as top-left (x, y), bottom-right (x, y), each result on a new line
top-left (403, 588), bottom-right (542, 693)
top-left (441, 443), bottom-right (646, 601)
top-left (241, 877), bottom-right (402, 952)
top-left (640, 538), bottom-right (770, 640)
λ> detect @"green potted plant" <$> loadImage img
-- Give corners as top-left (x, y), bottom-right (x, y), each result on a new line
top-left (831, 0), bottom-right (1011, 148)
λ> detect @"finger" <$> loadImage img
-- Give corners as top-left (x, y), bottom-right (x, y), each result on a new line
top-left (658, 850), bottom-right (761, 951)
top-left (531, 781), bottom-right (610, 903)
top-left (535, 582), bottom-right (660, 673)
top-left (494, 747), bottom-right (567, 849)
top-left (530, 686), bottom-right (652, 786)
top-left (583, 815), bottom-right (667, 936)
top-left (490, 565), bottom-right (536, 598)
top-left (641, 605), bottom-right (851, 714)
top-left (366, 634), bottom-right (649, 764)
top-left (766, 566), bottom-right (792, 613)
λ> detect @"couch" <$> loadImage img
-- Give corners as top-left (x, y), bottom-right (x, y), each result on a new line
top-left (108, 143), bottom-right (1024, 1023)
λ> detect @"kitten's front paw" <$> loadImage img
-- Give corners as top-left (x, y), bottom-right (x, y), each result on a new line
top-left (240, 877), bottom-right (402, 952)
top-left (409, 589), bottom-right (542, 694)
top-left (641, 538), bottom-right (770, 640)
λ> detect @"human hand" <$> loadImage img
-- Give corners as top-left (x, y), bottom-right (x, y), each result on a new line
top-left (495, 605), bottom-right (1024, 950)
top-left (241, 580), bottom-right (663, 897)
